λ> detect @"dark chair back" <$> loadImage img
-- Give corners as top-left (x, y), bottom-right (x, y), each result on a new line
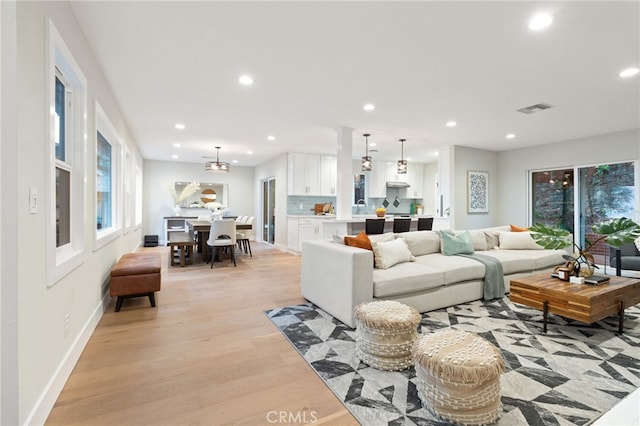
top-left (417, 217), bottom-right (434, 231)
top-left (365, 218), bottom-right (386, 235)
top-left (393, 218), bottom-right (411, 233)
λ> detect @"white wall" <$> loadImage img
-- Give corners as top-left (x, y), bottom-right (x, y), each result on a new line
top-left (497, 129), bottom-right (640, 226)
top-left (254, 154), bottom-right (288, 250)
top-left (15, 2), bottom-right (143, 423)
top-left (1, 1), bottom-right (19, 424)
top-left (422, 162), bottom-right (438, 216)
top-left (143, 159), bottom-right (255, 242)
top-left (451, 146), bottom-right (500, 230)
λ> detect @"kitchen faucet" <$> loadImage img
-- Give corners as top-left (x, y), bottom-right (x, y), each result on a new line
top-left (356, 199), bottom-right (367, 214)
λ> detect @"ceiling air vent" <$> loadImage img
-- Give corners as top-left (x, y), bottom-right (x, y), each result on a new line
top-left (517, 103), bottom-right (553, 114)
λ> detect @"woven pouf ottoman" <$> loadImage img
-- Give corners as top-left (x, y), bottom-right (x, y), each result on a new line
top-left (412, 329), bottom-right (505, 425)
top-left (353, 300), bottom-right (421, 371)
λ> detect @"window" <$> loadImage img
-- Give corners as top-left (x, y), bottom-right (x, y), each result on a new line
top-left (96, 132), bottom-right (112, 230)
top-left (135, 162), bottom-right (143, 228)
top-left (354, 174), bottom-right (366, 205)
top-left (46, 20), bottom-right (87, 286)
top-left (95, 101), bottom-right (122, 248)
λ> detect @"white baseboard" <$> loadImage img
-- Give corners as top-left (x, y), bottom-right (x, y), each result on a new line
top-left (23, 293), bottom-right (110, 426)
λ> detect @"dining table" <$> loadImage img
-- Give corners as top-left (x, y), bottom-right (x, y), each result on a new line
top-left (186, 219), bottom-right (253, 261)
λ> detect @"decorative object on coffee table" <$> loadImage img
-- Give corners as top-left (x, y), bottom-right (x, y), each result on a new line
top-left (353, 300), bottom-right (420, 371)
top-left (530, 217), bottom-right (640, 278)
top-left (412, 329), bottom-right (505, 426)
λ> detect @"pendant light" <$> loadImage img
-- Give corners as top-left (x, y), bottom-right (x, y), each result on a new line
top-left (205, 146), bottom-right (230, 173)
top-left (361, 133), bottom-right (372, 171)
top-left (397, 139), bottom-right (407, 174)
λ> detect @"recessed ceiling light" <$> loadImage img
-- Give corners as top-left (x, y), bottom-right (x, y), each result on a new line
top-left (620, 67), bottom-right (640, 78)
top-left (239, 75), bottom-right (254, 86)
top-left (506, 133), bottom-right (516, 139)
top-left (232, 160), bottom-right (239, 164)
top-left (172, 155), bottom-right (179, 159)
top-left (528, 13), bottom-right (553, 31)
top-left (175, 123), bottom-right (185, 130)
top-left (267, 135), bottom-right (276, 141)
top-left (446, 121), bottom-right (457, 127)
top-left (406, 157), bottom-right (412, 161)
top-left (173, 143), bottom-right (181, 148)
top-left (363, 103), bottom-right (375, 111)
top-left (433, 151), bottom-right (439, 156)
top-left (247, 150), bottom-right (253, 155)
top-left (370, 142), bottom-right (377, 147)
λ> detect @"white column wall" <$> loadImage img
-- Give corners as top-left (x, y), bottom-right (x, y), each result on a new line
top-left (335, 127), bottom-right (354, 219)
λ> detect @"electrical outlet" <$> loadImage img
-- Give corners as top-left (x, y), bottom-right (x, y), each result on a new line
top-left (64, 314), bottom-right (70, 337)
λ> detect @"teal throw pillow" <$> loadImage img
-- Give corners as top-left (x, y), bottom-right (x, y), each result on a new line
top-left (440, 230), bottom-right (475, 256)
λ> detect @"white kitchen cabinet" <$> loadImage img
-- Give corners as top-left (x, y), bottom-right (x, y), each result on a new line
top-left (404, 163), bottom-right (424, 198)
top-left (288, 153), bottom-right (321, 195)
top-left (367, 161), bottom-right (388, 198)
top-left (386, 162), bottom-right (409, 183)
top-left (320, 155), bottom-right (337, 196)
top-left (287, 216), bottom-right (324, 253)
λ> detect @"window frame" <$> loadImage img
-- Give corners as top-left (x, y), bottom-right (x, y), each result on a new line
top-left (46, 19), bottom-right (88, 287)
top-left (94, 101), bottom-right (122, 249)
top-left (135, 161), bottom-right (143, 229)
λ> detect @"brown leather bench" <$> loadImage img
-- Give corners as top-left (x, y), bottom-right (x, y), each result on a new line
top-left (110, 252), bottom-right (161, 312)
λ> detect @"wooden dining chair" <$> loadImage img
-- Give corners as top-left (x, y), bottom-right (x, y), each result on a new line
top-left (206, 219), bottom-right (237, 268)
top-left (365, 218), bottom-right (386, 235)
top-left (393, 217), bottom-right (411, 233)
top-left (417, 217), bottom-right (434, 231)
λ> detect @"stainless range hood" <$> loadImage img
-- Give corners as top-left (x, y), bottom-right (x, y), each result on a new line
top-left (386, 181), bottom-right (410, 188)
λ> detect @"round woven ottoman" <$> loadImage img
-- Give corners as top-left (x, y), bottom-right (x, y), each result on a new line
top-left (412, 329), bottom-right (505, 425)
top-left (353, 300), bottom-right (421, 371)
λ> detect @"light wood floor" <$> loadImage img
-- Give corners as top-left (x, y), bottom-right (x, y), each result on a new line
top-left (46, 243), bottom-right (358, 426)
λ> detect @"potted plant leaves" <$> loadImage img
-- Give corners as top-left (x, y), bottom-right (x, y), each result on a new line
top-left (529, 217), bottom-right (640, 277)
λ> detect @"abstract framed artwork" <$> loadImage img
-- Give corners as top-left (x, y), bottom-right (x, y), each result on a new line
top-left (467, 171), bottom-right (489, 213)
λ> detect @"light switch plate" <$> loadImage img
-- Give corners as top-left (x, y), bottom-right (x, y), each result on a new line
top-left (29, 186), bottom-right (38, 214)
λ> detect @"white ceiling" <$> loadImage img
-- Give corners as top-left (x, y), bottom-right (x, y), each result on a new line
top-left (70, 1), bottom-right (639, 167)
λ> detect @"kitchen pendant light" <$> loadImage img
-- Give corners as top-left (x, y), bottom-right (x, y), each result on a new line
top-left (205, 146), bottom-right (230, 173)
top-left (397, 139), bottom-right (407, 174)
top-left (361, 133), bottom-right (372, 171)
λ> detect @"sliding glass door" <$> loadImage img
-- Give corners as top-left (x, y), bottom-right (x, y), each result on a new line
top-left (578, 162), bottom-right (635, 263)
top-left (531, 161), bottom-right (636, 265)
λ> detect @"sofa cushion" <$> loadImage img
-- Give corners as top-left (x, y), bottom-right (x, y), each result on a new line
top-left (400, 231), bottom-right (441, 256)
top-left (441, 231), bottom-right (475, 255)
top-left (415, 253), bottom-right (486, 284)
top-left (498, 231), bottom-right (544, 250)
top-left (369, 232), bottom-right (396, 244)
top-left (455, 230), bottom-right (488, 251)
top-left (344, 231), bottom-right (372, 251)
top-left (373, 262), bottom-right (444, 297)
top-left (480, 250), bottom-right (536, 274)
top-left (372, 238), bottom-right (415, 269)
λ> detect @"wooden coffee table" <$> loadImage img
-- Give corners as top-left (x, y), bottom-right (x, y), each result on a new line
top-left (510, 273), bottom-right (640, 334)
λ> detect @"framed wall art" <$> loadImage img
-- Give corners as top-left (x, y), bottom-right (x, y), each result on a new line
top-left (467, 171), bottom-right (489, 213)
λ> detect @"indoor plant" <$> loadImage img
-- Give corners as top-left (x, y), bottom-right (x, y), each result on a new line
top-left (529, 217), bottom-right (640, 277)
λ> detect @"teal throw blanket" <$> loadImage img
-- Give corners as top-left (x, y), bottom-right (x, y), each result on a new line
top-left (458, 253), bottom-right (505, 300)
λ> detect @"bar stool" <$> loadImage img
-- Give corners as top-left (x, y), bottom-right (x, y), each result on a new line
top-left (393, 217), bottom-right (411, 233)
top-left (417, 217), bottom-right (434, 231)
top-left (365, 218), bottom-right (386, 235)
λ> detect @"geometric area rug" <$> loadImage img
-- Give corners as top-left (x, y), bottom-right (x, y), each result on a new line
top-left (265, 298), bottom-right (640, 426)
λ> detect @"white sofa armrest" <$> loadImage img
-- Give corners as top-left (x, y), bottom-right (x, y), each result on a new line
top-left (301, 240), bottom-right (374, 328)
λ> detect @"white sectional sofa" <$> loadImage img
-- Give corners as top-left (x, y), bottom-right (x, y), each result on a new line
top-left (301, 226), bottom-right (567, 327)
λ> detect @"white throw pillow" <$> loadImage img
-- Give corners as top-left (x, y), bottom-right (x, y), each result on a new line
top-left (455, 229), bottom-right (488, 251)
top-left (400, 231), bottom-right (441, 256)
top-left (498, 231), bottom-right (544, 250)
top-left (372, 238), bottom-right (415, 269)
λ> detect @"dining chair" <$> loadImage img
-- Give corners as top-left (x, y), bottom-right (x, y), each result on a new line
top-left (206, 219), bottom-right (237, 268)
top-left (417, 217), bottom-right (434, 231)
top-left (393, 217), bottom-right (411, 233)
top-left (365, 218), bottom-right (386, 235)
top-left (236, 216), bottom-right (255, 257)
